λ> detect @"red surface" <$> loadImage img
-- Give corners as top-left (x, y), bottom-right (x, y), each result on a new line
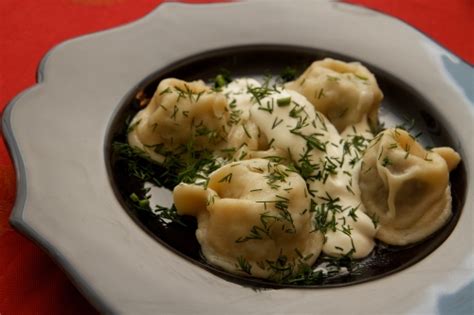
top-left (344, 0), bottom-right (474, 65)
top-left (0, 0), bottom-right (472, 313)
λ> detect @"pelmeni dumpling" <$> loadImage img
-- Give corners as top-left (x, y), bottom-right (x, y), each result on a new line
top-left (173, 159), bottom-right (324, 279)
top-left (248, 89), bottom-right (336, 162)
top-left (286, 58), bottom-right (383, 133)
top-left (358, 128), bottom-right (461, 245)
top-left (128, 78), bottom-right (228, 162)
top-left (223, 79), bottom-right (268, 155)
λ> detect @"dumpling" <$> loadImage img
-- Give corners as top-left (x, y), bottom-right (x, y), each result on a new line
top-left (173, 159), bottom-right (324, 280)
top-left (245, 87), bottom-right (376, 259)
top-left (285, 58), bottom-right (383, 133)
top-left (222, 78), bottom-right (268, 156)
top-left (128, 78), bottom-right (228, 162)
top-left (247, 88), bottom-right (335, 163)
top-left (358, 128), bottom-right (461, 245)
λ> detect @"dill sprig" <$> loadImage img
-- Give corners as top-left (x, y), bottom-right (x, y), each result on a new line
top-left (311, 192), bottom-right (343, 235)
top-left (368, 213), bottom-right (380, 229)
top-left (279, 66), bottom-right (297, 82)
top-left (174, 84), bottom-right (205, 103)
top-left (128, 188), bottom-right (186, 227)
top-left (235, 212), bottom-right (275, 243)
top-left (253, 248), bottom-right (356, 285)
top-left (235, 256), bottom-right (252, 275)
top-left (113, 138), bottom-right (223, 225)
top-left (211, 69), bottom-right (232, 90)
top-left (264, 165), bottom-right (289, 190)
top-left (247, 85), bottom-right (273, 105)
top-left (154, 204), bottom-right (187, 227)
top-left (112, 142), bottom-right (164, 187)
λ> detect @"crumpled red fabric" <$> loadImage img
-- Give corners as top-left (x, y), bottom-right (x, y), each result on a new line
top-left (0, 0), bottom-right (472, 313)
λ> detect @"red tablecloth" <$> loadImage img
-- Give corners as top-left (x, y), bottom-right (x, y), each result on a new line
top-left (0, 0), bottom-right (472, 313)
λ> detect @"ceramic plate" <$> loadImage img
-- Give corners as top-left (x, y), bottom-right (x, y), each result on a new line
top-left (3, 0), bottom-right (473, 313)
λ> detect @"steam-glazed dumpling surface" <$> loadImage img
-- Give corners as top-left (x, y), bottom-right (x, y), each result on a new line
top-left (286, 58), bottom-right (383, 133)
top-left (173, 159), bottom-right (324, 279)
top-left (359, 128), bottom-right (461, 245)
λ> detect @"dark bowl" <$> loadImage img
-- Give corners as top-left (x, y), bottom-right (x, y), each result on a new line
top-left (105, 45), bottom-right (466, 289)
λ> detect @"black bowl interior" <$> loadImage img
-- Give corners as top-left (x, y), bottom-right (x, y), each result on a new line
top-left (105, 45), bottom-right (466, 289)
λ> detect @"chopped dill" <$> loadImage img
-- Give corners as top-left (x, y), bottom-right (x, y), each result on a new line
top-left (277, 96), bottom-right (292, 107)
top-left (218, 173), bottom-right (233, 183)
top-left (235, 256), bottom-right (252, 275)
top-left (212, 69), bottom-right (232, 90)
top-left (354, 74), bottom-right (368, 81)
top-left (127, 119), bottom-right (141, 133)
top-left (317, 88), bottom-right (325, 99)
top-left (242, 124), bottom-right (252, 138)
top-left (382, 157), bottom-right (392, 167)
top-left (368, 213), bottom-right (380, 229)
top-left (279, 66), bottom-right (297, 82)
top-left (272, 117), bottom-right (284, 129)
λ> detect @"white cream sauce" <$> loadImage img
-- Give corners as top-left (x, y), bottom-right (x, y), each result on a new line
top-left (129, 76), bottom-right (379, 274)
top-left (221, 79), bottom-right (377, 259)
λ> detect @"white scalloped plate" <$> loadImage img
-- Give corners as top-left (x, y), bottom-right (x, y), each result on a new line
top-left (2, 0), bottom-right (473, 313)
